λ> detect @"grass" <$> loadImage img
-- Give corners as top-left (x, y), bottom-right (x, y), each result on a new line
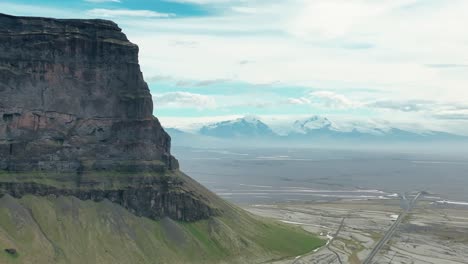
top-left (180, 217), bottom-right (325, 263)
top-left (252, 220), bottom-right (323, 255)
top-left (181, 220), bottom-right (229, 260)
top-left (0, 170), bottom-right (324, 263)
top-left (0, 170), bottom-right (173, 190)
top-left (0, 195), bottom-right (324, 264)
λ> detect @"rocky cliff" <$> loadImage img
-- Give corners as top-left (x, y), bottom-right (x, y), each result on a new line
top-left (0, 13), bottom-right (324, 264)
top-left (0, 13), bottom-right (178, 172)
top-left (0, 13), bottom-right (217, 221)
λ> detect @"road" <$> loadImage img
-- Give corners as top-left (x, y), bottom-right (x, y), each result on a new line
top-left (292, 217), bottom-right (345, 264)
top-left (326, 217), bottom-right (345, 264)
top-left (362, 192), bottom-right (422, 264)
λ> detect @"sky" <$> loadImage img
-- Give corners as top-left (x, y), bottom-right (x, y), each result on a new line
top-left (3, 0), bottom-right (468, 134)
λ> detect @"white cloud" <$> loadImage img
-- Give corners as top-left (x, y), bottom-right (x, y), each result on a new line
top-left (368, 100), bottom-right (432, 112)
top-left (231, 7), bottom-right (258, 14)
top-left (87, 8), bottom-right (175, 18)
top-left (309, 91), bottom-right (361, 109)
top-left (0, 2), bottom-right (78, 18)
top-left (85, 0), bottom-right (121, 3)
top-left (286, 91), bottom-right (361, 109)
top-left (163, 0), bottom-right (238, 4)
top-left (4, 0), bottom-right (468, 130)
top-left (287, 97), bottom-right (310, 105)
top-left (120, 0), bottom-right (468, 104)
top-left (153, 92), bottom-right (217, 109)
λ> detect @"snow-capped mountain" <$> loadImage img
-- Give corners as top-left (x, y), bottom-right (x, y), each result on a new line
top-left (292, 116), bottom-right (335, 134)
top-left (165, 115), bottom-right (466, 147)
top-left (199, 116), bottom-right (277, 138)
top-left (288, 116), bottom-right (464, 141)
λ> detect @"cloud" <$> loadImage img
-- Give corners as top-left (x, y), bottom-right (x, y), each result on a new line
top-left (432, 107), bottom-right (468, 120)
top-left (163, 0), bottom-right (238, 4)
top-left (309, 91), bottom-right (361, 109)
top-left (239, 60), bottom-right (252, 65)
top-left (368, 100), bottom-right (433, 112)
top-left (146, 75), bottom-right (174, 83)
top-left (87, 8), bottom-right (175, 18)
top-left (170, 40), bottom-right (198, 48)
top-left (340, 42), bottom-right (375, 50)
top-left (231, 7), bottom-right (258, 14)
top-left (0, 2), bottom-right (78, 18)
top-left (286, 97), bottom-right (310, 105)
top-left (175, 80), bottom-right (194, 87)
top-left (172, 78), bottom-right (230, 87)
top-left (5, 0), bottom-right (468, 131)
top-left (120, 0), bottom-right (468, 105)
top-left (196, 79), bottom-right (229, 86)
top-left (84, 0), bottom-right (121, 3)
top-left (285, 91), bottom-right (363, 109)
top-left (434, 113), bottom-right (468, 120)
top-left (426, 64), bottom-right (468, 69)
top-left (153, 92), bottom-right (216, 109)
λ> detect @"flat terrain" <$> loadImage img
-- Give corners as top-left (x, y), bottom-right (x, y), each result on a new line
top-left (243, 198), bottom-right (468, 264)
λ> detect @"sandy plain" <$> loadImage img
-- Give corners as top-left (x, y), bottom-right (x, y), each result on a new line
top-left (244, 197), bottom-right (468, 264)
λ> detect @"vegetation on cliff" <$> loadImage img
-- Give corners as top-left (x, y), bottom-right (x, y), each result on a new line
top-left (0, 13), bottom-right (324, 263)
top-left (0, 194), bottom-right (324, 264)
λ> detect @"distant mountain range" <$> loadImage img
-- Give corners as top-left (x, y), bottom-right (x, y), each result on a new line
top-left (288, 116), bottom-right (463, 142)
top-left (165, 116), bottom-right (467, 148)
top-left (199, 116), bottom-right (277, 138)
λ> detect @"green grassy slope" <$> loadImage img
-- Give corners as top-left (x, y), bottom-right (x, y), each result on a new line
top-left (0, 194), bottom-right (324, 264)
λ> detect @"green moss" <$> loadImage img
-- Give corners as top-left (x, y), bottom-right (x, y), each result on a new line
top-left (3, 250), bottom-right (19, 260)
top-left (0, 170), bottom-right (173, 190)
top-left (181, 220), bottom-right (229, 260)
top-left (0, 195), bottom-right (324, 264)
top-left (0, 170), bottom-right (324, 263)
top-left (252, 221), bottom-right (324, 255)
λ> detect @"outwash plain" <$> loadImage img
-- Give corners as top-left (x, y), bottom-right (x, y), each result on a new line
top-left (244, 196), bottom-right (468, 264)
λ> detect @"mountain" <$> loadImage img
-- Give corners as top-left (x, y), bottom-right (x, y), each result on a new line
top-left (0, 13), bottom-right (323, 263)
top-left (166, 115), bottom-right (466, 148)
top-left (289, 116), bottom-right (466, 142)
top-left (289, 116), bottom-right (393, 140)
top-left (164, 128), bottom-right (226, 148)
top-left (200, 116), bottom-right (277, 138)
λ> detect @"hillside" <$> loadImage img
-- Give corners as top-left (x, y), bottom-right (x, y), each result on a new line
top-left (0, 178), bottom-right (323, 264)
top-left (0, 13), bottom-right (323, 263)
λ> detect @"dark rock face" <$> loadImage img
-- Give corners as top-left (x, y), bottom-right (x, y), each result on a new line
top-left (0, 14), bottom-right (219, 221)
top-left (0, 13), bottom-right (177, 172)
top-left (0, 179), bottom-right (219, 222)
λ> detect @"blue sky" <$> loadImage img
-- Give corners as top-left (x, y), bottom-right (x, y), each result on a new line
top-left (2, 0), bottom-right (468, 134)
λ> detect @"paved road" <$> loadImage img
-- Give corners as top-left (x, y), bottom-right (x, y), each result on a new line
top-left (362, 192), bottom-right (422, 264)
top-left (326, 218), bottom-right (345, 264)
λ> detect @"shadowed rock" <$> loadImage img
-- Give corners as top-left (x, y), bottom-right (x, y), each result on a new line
top-left (0, 13), bottom-right (221, 221)
top-left (0, 13), bottom-right (177, 173)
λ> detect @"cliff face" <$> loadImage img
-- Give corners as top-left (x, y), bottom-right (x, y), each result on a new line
top-left (0, 13), bottom-right (178, 173)
top-left (0, 14), bottom-right (324, 264)
top-left (0, 13), bottom-right (218, 221)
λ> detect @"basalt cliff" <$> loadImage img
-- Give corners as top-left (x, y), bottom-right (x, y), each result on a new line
top-left (0, 13), bottom-right (218, 221)
top-left (0, 13), bottom-right (322, 264)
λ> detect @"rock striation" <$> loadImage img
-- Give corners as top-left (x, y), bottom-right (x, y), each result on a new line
top-left (0, 13), bottom-right (218, 221)
top-left (0, 13), bottom-right (178, 172)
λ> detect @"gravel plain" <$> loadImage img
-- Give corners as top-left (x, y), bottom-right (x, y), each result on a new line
top-left (244, 198), bottom-right (468, 264)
